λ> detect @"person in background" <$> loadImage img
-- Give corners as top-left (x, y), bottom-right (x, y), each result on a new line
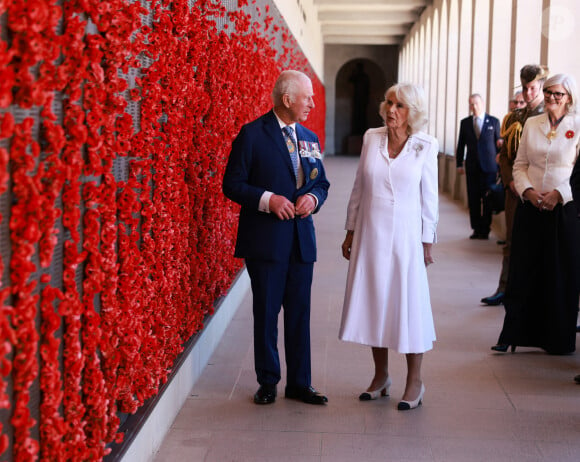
top-left (491, 73), bottom-right (580, 354)
top-left (223, 70), bottom-right (330, 405)
top-left (508, 91), bottom-right (526, 112)
top-left (456, 94), bottom-right (501, 239)
top-left (339, 83), bottom-right (438, 411)
top-left (481, 65), bottom-right (549, 306)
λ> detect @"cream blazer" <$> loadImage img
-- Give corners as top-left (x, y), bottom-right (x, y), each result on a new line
top-left (513, 113), bottom-right (580, 204)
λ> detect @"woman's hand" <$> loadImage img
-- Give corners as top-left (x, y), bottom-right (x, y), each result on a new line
top-left (523, 188), bottom-right (545, 210)
top-left (423, 243), bottom-right (434, 267)
top-left (341, 231), bottom-right (354, 260)
top-left (537, 190), bottom-right (562, 212)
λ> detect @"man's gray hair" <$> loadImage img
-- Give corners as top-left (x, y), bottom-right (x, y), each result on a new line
top-left (272, 70), bottom-right (311, 106)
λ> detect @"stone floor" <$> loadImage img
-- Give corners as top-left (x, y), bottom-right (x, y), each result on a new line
top-left (154, 155), bottom-right (580, 462)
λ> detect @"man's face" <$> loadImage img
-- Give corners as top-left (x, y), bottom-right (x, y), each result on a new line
top-left (469, 96), bottom-right (484, 117)
top-left (286, 78), bottom-right (315, 123)
top-left (521, 79), bottom-right (542, 106)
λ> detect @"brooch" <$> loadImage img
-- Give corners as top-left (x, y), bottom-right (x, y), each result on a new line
top-left (566, 130), bottom-right (574, 139)
top-left (412, 142), bottom-right (424, 157)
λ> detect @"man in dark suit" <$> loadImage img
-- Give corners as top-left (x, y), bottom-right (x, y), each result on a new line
top-left (456, 93), bottom-right (501, 239)
top-left (223, 70), bottom-right (330, 405)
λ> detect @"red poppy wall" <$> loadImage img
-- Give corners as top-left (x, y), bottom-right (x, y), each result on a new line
top-left (0, 0), bottom-right (325, 459)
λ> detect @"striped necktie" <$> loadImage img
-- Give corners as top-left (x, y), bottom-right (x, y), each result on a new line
top-left (282, 126), bottom-right (299, 177)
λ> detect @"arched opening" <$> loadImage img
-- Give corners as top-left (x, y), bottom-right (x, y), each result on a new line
top-left (334, 58), bottom-right (387, 155)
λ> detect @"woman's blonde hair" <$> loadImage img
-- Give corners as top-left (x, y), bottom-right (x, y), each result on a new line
top-left (379, 83), bottom-right (428, 134)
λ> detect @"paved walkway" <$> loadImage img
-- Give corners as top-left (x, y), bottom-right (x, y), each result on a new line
top-left (155, 155), bottom-right (580, 462)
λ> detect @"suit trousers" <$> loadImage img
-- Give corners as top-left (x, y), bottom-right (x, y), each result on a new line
top-left (466, 166), bottom-right (497, 235)
top-left (245, 237), bottom-right (313, 389)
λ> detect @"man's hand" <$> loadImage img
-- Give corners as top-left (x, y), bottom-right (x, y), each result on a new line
top-left (295, 194), bottom-right (316, 218)
top-left (457, 166), bottom-right (465, 175)
top-left (269, 194), bottom-right (295, 220)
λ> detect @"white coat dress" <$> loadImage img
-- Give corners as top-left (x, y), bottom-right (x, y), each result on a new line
top-left (339, 127), bottom-right (439, 353)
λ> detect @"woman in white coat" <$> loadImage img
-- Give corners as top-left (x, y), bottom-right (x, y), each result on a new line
top-left (492, 73), bottom-right (580, 354)
top-left (339, 83), bottom-right (438, 411)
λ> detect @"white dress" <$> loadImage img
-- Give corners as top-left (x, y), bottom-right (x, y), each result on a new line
top-left (339, 127), bottom-right (439, 353)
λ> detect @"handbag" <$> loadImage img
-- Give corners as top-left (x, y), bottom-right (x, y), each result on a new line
top-left (485, 176), bottom-right (505, 214)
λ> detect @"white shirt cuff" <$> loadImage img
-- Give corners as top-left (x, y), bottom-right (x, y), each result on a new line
top-left (259, 191), bottom-right (273, 212)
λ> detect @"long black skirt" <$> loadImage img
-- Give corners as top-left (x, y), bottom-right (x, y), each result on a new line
top-left (498, 201), bottom-right (580, 354)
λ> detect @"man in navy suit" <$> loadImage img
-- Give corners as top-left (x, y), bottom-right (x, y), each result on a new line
top-left (223, 70), bottom-right (330, 405)
top-left (456, 94), bottom-right (501, 239)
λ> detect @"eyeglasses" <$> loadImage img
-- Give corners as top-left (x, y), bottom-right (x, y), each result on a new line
top-left (543, 89), bottom-right (567, 101)
top-left (513, 100), bottom-right (526, 106)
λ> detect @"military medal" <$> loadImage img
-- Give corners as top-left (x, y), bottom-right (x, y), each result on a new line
top-left (546, 114), bottom-right (565, 142)
top-left (298, 141), bottom-right (322, 159)
top-left (310, 168), bottom-right (318, 180)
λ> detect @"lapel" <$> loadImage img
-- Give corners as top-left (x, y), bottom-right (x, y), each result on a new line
top-left (295, 124), bottom-right (321, 183)
top-left (539, 113), bottom-right (550, 138)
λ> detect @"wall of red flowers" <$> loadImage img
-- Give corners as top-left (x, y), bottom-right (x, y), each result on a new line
top-left (0, 0), bottom-right (325, 460)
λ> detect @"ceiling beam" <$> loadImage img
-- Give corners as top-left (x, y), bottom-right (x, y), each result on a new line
top-left (314, 0), bottom-right (428, 6)
top-left (324, 35), bottom-right (404, 45)
top-left (317, 10), bottom-right (418, 23)
top-left (321, 24), bottom-right (409, 36)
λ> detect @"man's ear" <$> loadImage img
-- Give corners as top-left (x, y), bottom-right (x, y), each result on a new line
top-left (282, 94), bottom-right (292, 108)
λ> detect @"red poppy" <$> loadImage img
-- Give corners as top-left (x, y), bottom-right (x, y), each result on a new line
top-left (566, 130), bottom-right (574, 138)
top-left (0, 0), bottom-right (325, 458)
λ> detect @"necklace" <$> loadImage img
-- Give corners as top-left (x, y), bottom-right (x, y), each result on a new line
top-left (388, 144), bottom-right (404, 158)
top-left (547, 113), bottom-right (565, 141)
top-left (380, 129), bottom-right (409, 158)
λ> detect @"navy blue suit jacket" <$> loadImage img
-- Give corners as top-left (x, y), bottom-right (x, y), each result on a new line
top-left (456, 114), bottom-right (501, 174)
top-left (223, 110), bottom-right (330, 263)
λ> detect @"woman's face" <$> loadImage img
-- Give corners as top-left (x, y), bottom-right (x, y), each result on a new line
top-left (384, 92), bottom-right (409, 131)
top-left (543, 83), bottom-right (569, 114)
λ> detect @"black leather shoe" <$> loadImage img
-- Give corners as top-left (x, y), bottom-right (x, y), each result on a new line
top-left (470, 232), bottom-right (489, 240)
top-left (481, 292), bottom-right (504, 305)
top-left (285, 385), bottom-right (328, 405)
top-left (574, 374), bottom-right (580, 384)
top-left (254, 385), bottom-right (276, 404)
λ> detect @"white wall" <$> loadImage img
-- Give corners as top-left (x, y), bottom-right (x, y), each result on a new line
top-left (273, 0), bottom-right (324, 79)
top-left (399, 0), bottom-right (580, 159)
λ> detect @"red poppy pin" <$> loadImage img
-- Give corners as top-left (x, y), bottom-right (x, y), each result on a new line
top-left (566, 130), bottom-right (574, 138)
